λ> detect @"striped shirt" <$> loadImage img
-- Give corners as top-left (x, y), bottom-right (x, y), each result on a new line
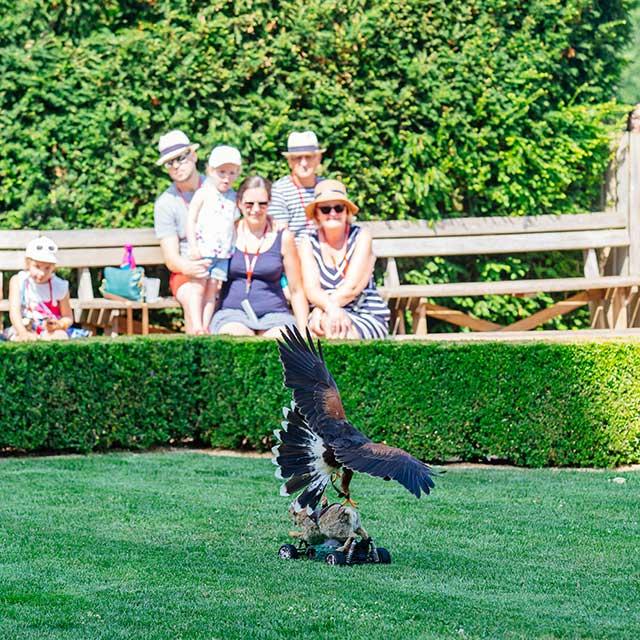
top-left (309, 225), bottom-right (390, 339)
top-left (269, 175), bottom-right (324, 242)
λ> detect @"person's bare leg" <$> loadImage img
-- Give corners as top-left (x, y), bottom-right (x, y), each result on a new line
top-left (261, 325), bottom-right (290, 338)
top-left (201, 279), bottom-right (220, 333)
top-left (40, 329), bottom-right (69, 341)
top-left (217, 322), bottom-right (255, 336)
top-left (176, 280), bottom-right (206, 334)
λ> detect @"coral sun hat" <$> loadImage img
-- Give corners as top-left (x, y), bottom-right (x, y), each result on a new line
top-left (304, 180), bottom-right (359, 219)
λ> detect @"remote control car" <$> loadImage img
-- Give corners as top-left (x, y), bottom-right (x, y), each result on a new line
top-left (278, 537), bottom-right (391, 566)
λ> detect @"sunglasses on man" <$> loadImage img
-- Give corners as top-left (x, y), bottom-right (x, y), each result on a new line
top-left (164, 152), bottom-right (192, 169)
top-left (243, 201), bottom-right (269, 208)
top-left (318, 204), bottom-right (346, 215)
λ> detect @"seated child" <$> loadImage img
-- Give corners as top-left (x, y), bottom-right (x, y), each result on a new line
top-left (186, 145), bottom-right (242, 333)
top-left (7, 237), bottom-right (73, 341)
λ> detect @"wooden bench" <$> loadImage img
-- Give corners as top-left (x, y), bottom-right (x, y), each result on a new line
top-left (0, 229), bottom-right (178, 335)
top-left (2, 133), bottom-right (638, 337)
top-left (361, 132), bottom-right (640, 335)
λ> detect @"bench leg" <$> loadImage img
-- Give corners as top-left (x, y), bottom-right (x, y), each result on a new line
top-left (605, 287), bottom-right (629, 329)
top-left (110, 311), bottom-right (120, 337)
top-left (413, 303), bottom-right (428, 335)
top-left (142, 305), bottom-right (149, 336)
top-left (126, 308), bottom-right (133, 335)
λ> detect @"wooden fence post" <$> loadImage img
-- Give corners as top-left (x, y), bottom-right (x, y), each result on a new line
top-left (629, 132), bottom-right (640, 327)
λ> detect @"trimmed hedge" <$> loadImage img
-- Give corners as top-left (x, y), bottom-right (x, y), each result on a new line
top-left (0, 1), bottom-right (634, 229)
top-left (1, 336), bottom-right (639, 467)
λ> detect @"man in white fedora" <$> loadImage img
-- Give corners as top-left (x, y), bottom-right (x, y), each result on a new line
top-left (269, 130), bottom-right (325, 241)
top-left (153, 129), bottom-right (211, 334)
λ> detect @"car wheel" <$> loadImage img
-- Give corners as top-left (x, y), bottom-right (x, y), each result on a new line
top-left (278, 544), bottom-right (299, 560)
top-left (376, 547), bottom-right (391, 564)
top-left (325, 551), bottom-right (346, 566)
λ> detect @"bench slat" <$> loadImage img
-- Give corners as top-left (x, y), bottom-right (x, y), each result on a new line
top-left (372, 229), bottom-right (630, 258)
top-left (0, 297), bottom-right (179, 313)
top-left (361, 211), bottom-right (625, 239)
top-left (379, 275), bottom-right (640, 299)
top-left (0, 228), bottom-right (159, 250)
top-left (0, 246), bottom-right (166, 270)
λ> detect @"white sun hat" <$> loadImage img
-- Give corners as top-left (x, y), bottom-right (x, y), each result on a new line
top-left (208, 145), bottom-right (242, 168)
top-left (283, 130), bottom-right (326, 156)
top-left (25, 236), bottom-right (59, 264)
top-left (155, 129), bottom-right (200, 166)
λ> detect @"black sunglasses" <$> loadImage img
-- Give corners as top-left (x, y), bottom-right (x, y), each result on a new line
top-left (164, 152), bottom-right (191, 169)
top-left (243, 201), bottom-right (269, 208)
top-left (318, 204), bottom-right (346, 215)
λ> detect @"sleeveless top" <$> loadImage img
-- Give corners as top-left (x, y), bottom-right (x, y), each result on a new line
top-left (18, 271), bottom-right (69, 332)
top-left (219, 230), bottom-right (289, 317)
top-left (309, 225), bottom-right (390, 328)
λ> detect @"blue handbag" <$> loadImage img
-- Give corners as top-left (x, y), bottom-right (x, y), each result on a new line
top-left (100, 245), bottom-right (145, 301)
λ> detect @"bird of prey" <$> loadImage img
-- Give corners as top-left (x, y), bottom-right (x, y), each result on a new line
top-left (272, 326), bottom-right (436, 513)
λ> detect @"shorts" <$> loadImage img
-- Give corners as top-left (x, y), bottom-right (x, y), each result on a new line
top-left (169, 272), bottom-right (191, 297)
top-left (203, 257), bottom-right (230, 282)
top-left (209, 308), bottom-right (296, 335)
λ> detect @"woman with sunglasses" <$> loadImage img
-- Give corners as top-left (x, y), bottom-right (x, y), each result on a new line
top-left (209, 176), bottom-right (308, 336)
top-left (299, 180), bottom-right (390, 339)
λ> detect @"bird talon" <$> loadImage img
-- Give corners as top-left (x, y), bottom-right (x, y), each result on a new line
top-left (341, 496), bottom-right (358, 509)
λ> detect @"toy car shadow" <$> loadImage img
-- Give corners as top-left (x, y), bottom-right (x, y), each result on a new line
top-left (278, 538), bottom-right (391, 566)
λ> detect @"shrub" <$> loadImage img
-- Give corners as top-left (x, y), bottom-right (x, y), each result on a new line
top-left (0, 0), bottom-right (634, 230)
top-left (1, 336), bottom-right (639, 467)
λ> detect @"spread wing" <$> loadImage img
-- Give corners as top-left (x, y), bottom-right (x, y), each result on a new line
top-left (277, 326), bottom-right (346, 431)
top-left (334, 442), bottom-right (436, 498)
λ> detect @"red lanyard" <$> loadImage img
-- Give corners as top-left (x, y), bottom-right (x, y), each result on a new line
top-left (291, 175), bottom-right (317, 214)
top-left (176, 176), bottom-right (204, 207)
top-left (242, 223), bottom-right (270, 294)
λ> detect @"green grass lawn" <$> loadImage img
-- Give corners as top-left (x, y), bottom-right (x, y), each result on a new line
top-left (0, 452), bottom-right (638, 640)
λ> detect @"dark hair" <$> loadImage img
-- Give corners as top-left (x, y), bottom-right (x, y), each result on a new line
top-left (236, 175), bottom-right (272, 204)
top-left (626, 104), bottom-right (640, 131)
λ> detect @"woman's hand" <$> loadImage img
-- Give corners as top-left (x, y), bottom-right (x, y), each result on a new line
top-left (308, 307), bottom-right (325, 336)
top-left (325, 302), bottom-right (352, 339)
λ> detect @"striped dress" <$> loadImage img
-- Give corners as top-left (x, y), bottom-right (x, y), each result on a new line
top-left (309, 225), bottom-right (390, 339)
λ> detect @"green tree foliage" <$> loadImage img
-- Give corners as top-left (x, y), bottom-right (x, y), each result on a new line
top-left (0, 0), bottom-right (634, 230)
top-left (618, 3), bottom-right (640, 103)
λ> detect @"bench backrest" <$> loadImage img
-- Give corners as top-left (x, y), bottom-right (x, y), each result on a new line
top-left (364, 211), bottom-right (629, 257)
top-left (0, 211), bottom-right (629, 268)
top-left (0, 229), bottom-right (163, 271)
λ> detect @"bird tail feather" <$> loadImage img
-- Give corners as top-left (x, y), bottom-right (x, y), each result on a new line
top-left (271, 404), bottom-right (334, 514)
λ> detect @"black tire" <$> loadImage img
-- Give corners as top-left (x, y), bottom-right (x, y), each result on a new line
top-left (306, 546), bottom-right (317, 559)
top-left (278, 544), bottom-right (299, 560)
top-left (376, 547), bottom-right (391, 564)
top-left (325, 551), bottom-right (347, 566)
